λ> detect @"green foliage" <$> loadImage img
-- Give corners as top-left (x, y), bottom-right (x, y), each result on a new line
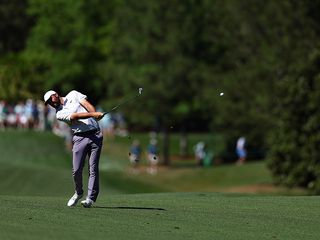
top-left (0, 0), bottom-right (35, 100)
top-left (268, 52), bottom-right (320, 194)
top-left (23, 0), bottom-right (117, 102)
top-left (0, 55), bottom-right (44, 101)
top-left (101, 0), bottom-right (213, 130)
top-left (200, 1), bottom-right (297, 155)
top-left (0, 0), bottom-right (32, 54)
top-left (1, 0), bottom-right (320, 191)
top-left (266, 1), bottom-right (320, 194)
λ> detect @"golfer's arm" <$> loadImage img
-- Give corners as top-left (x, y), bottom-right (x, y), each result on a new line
top-left (80, 99), bottom-right (96, 112)
top-left (70, 112), bottom-right (101, 120)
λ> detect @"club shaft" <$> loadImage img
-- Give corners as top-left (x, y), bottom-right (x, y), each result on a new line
top-left (103, 94), bottom-right (140, 115)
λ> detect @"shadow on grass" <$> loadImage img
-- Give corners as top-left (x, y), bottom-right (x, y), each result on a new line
top-left (94, 206), bottom-right (166, 211)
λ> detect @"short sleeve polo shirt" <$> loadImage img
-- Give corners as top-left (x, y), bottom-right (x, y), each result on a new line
top-left (56, 90), bottom-right (100, 134)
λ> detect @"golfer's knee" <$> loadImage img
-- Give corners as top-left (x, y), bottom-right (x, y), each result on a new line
top-left (72, 168), bottom-right (82, 177)
top-left (89, 168), bottom-right (99, 177)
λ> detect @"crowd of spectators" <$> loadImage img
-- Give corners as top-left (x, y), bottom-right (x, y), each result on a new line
top-left (0, 99), bottom-right (53, 131)
top-left (0, 99), bottom-right (128, 144)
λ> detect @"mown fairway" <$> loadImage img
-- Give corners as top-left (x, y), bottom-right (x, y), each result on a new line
top-left (0, 193), bottom-right (319, 240)
top-left (0, 131), bottom-right (318, 240)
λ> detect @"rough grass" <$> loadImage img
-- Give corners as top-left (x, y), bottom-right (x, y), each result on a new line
top-left (0, 130), bottom-right (168, 196)
top-left (0, 130), bottom-right (306, 196)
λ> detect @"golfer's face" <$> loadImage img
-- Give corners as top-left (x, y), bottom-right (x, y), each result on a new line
top-left (48, 93), bottom-right (60, 108)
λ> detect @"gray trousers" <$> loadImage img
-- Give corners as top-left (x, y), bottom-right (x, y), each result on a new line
top-left (72, 130), bottom-right (103, 202)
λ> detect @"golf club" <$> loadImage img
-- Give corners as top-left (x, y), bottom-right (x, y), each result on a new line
top-left (102, 87), bottom-right (143, 116)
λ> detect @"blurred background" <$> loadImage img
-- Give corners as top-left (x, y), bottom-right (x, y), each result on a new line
top-left (0, 0), bottom-right (319, 196)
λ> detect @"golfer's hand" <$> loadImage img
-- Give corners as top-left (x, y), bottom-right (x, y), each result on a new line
top-left (92, 112), bottom-right (104, 121)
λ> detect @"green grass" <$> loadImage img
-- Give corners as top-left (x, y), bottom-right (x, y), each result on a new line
top-left (0, 130), bottom-right (305, 196)
top-left (0, 131), bottom-right (317, 239)
top-left (0, 130), bottom-right (70, 169)
top-left (103, 132), bottom-right (225, 169)
top-left (102, 132), bottom-right (305, 195)
top-left (0, 193), bottom-right (319, 240)
top-left (0, 130), bottom-right (169, 196)
top-left (130, 162), bottom-right (272, 191)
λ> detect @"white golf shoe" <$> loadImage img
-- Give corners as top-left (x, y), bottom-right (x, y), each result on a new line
top-left (81, 198), bottom-right (94, 208)
top-left (67, 193), bottom-right (83, 207)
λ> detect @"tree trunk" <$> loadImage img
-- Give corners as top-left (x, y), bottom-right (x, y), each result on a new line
top-left (180, 129), bottom-right (188, 158)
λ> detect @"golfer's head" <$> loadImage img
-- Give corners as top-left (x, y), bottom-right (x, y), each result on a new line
top-left (44, 90), bottom-right (60, 108)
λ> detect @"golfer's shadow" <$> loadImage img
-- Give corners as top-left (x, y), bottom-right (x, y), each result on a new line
top-left (94, 206), bottom-right (166, 211)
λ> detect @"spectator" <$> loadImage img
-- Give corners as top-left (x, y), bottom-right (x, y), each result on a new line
top-left (147, 138), bottom-right (159, 174)
top-left (102, 113), bottom-right (115, 137)
top-left (45, 105), bottom-right (56, 130)
top-left (52, 120), bottom-right (73, 151)
top-left (236, 136), bottom-right (247, 165)
top-left (129, 139), bottom-right (142, 174)
top-left (32, 101), bottom-right (40, 129)
top-left (25, 99), bottom-right (34, 128)
top-left (15, 101), bottom-right (28, 129)
top-left (96, 107), bottom-right (115, 137)
top-left (194, 141), bottom-right (206, 167)
top-left (114, 112), bottom-right (128, 137)
top-left (6, 104), bottom-right (17, 128)
top-left (37, 100), bottom-right (46, 131)
top-left (0, 101), bottom-right (7, 130)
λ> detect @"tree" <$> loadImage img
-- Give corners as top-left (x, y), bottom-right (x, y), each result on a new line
top-left (101, 0), bottom-right (222, 165)
top-left (0, 0), bottom-right (32, 54)
top-left (268, 52), bottom-right (320, 194)
top-left (267, 0), bottom-right (320, 194)
top-left (0, 0), bottom-right (34, 100)
top-left (23, 0), bottom-right (117, 103)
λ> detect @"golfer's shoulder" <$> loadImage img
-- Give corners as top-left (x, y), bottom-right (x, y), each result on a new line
top-left (66, 90), bottom-right (87, 101)
top-left (66, 90), bottom-right (80, 98)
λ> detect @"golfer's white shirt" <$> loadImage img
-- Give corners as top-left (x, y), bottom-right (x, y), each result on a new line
top-left (56, 90), bottom-right (100, 134)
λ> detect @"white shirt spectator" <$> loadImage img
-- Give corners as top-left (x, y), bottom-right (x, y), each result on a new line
top-left (236, 137), bottom-right (246, 151)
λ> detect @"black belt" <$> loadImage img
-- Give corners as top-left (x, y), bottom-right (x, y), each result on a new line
top-left (74, 129), bottom-right (100, 136)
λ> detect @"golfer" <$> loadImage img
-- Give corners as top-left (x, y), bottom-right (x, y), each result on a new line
top-left (44, 90), bottom-right (104, 208)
